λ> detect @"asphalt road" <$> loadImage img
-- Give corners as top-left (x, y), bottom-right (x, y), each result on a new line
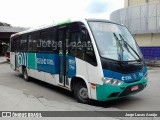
top-left (0, 62), bottom-right (160, 111)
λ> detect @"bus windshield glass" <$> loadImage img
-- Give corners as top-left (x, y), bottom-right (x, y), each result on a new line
top-left (88, 21), bottom-right (142, 61)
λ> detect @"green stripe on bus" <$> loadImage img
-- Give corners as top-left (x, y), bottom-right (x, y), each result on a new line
top-left (27, 53), bottom-right (36, 69)
top-left (56, 19), bottom-right (71, 26)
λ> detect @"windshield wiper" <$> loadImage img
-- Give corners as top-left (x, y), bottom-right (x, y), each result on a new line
top-left (113, 33), bottom-right (123, 61)
top-left (119, 34), bottom-right (141, 61)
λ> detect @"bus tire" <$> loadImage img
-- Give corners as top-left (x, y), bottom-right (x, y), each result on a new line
top-left (23, 68), bottom-right (30, 81)
top-left (74, 82), bottom-right (90, 104)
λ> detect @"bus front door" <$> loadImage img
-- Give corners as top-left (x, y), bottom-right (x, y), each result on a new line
top-left (58, 27), bottom-right (69, 88)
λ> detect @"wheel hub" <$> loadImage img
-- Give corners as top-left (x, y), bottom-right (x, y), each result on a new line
top-left (79, 88), bottom-right (88, 99)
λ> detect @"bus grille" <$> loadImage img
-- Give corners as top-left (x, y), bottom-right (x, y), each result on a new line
top-left (119, 84), bottom-right (144, 97)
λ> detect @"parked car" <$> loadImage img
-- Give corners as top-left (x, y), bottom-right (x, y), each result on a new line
top-left (5, 47), bottom-right (10, 61)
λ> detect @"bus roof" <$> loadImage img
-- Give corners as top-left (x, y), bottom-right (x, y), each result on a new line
top-left (10, 18), bottom-right (121, 38)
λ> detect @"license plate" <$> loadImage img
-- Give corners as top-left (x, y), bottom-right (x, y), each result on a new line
top-left (131, 85), bottom-right (139, 91)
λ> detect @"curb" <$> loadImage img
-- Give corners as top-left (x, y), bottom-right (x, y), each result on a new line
top-left (0, 61), bottom-right (8, 64)
top-left (0, 57), bottom-right (7, 64)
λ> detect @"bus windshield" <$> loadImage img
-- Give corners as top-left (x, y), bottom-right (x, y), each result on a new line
top-left (88, 21), bottom-right (142, 61)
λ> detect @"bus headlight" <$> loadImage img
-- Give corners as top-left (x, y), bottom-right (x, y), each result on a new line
top-left (144, 73), bottom-right (148, 80)
top-left (102, 77), bottom-right (123, 86)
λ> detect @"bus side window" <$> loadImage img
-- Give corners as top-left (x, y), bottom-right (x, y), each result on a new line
top-left (69, 22), bottom-right (85, 60)
top-left (69, 31), bottom-right (85, 60)
top-left (19, 35), bottom-right (28, 52)
top-left (12, 37), bottom-right (19, 52)
top-left (28, 35), bottom-right (32, 51)
top-left (28, 33), bottom-right (39, 52)
top-left (39, 28), bottom-right (56, 53)
top-left (11, 38), bottom-right (15, 52)
top-left (85, 34), bottom-right (97, 66)
top-left (82, 27), bottom-right (97, 66)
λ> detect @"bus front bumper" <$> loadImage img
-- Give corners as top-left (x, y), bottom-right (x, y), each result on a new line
top-left (96, 77), bottom-right (148, 101)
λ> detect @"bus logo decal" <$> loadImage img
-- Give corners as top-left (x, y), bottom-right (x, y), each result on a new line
top-left (133, 74), bottom-right (137, 80)
top-left (68, 56), bottom-right (76, 78)
top-left (18, 53), bottom-right (27, 66)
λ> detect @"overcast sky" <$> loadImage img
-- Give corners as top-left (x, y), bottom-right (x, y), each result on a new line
top-left (0, 0), bottom-right (124, 27)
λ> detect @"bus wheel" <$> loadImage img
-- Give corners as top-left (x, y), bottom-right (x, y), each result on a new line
top-left (23, 68), bottom-right (29, 81)
top-left (74, 82), bottom-right (90, 104)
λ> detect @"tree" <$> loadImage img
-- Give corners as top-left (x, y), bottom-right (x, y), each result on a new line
top-left (0, 22), bottom-right (11, 26)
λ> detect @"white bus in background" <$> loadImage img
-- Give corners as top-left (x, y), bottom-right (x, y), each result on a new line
top-left (10, 18), bottom-right (148, 103)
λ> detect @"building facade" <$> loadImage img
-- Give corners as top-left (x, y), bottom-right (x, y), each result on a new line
top-left (0, 26), bottom-right (26, 56)
top-left (110, 0), bottom-right (160, 61)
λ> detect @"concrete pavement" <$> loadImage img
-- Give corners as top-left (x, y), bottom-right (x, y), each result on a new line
top-left (0, 84), bottom-right (156, 120)
top-left (0, 85), bottom-right (120, 120)
top-left (0, 56), bottom-right (7, 64)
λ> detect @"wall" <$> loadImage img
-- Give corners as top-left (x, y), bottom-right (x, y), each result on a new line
top-left (125, 0), bottom-right (146, 7)
top-left (134, 33), bottom-right (160, 46)
top-left (134, 33), bottom-right (160, 60)
top-left (148, 0), bottom-right (160, 3)
top-left (110, 2), bottom-right (160, 34)
top-left (124, 0), bottom-right (160, 7)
